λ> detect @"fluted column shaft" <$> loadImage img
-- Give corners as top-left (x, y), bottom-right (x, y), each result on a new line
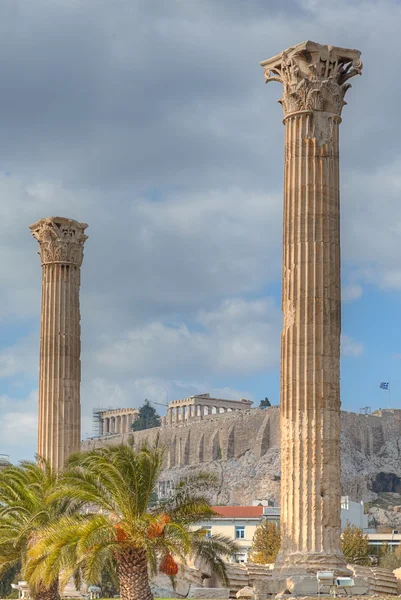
top-left (279, 111), bottom-right (344, 570)
top-left (261, 41), bottom-right (363, 576)
top-left (31, 216), bottom-right (88, 471)
top-left (37, 262), bottom-right (82, 470)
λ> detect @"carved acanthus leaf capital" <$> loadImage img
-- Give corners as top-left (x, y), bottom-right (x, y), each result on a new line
top-left (29, 216), bottom-right (88, 266)
top-left (261, 40), bottom-right (362, 118)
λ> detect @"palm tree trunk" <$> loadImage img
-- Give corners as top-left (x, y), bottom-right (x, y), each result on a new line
top-left (33, 580), bottom-right (60, 600)
top-left (118, 547), bottom-right (153, 600)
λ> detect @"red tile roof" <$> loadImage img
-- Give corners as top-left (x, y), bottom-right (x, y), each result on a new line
top-left (211, 506), bottom-right (264, 518)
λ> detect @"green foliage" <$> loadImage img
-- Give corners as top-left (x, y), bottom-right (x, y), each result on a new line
top-left (259, 397), bottom-right (271, 409)
top-left (380, 551), bottom-right (401, 570)
top-left (341, 523), bottom-right (370, 566)
top-left (0, 457), bottom-right (82, 592)
top-left (0, 563), bottom-right (20, 598)
top-left (100, 567), bottom-right (120, 598)
top-left (379, 541), bottom-right (401, 569)
top-left (216, 445), bottom-right (222, 460)
top-left (26, 445), bottom-right (239, 591)
top-left (249, 520), bottom-right (280, 564)
top-left (132, 399), bottom-right (161, 431)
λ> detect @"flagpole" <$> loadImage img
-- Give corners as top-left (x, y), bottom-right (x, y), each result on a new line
top-left (389, 381), bottom-right (391, 409)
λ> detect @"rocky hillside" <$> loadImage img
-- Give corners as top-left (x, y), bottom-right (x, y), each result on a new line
top-left (82, 407), bottom-right (401, 529)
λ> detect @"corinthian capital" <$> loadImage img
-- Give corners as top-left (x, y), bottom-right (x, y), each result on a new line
top-left (261, 40), bottom-right (362, 118)
top-left (30, 216), bottom-right (88, 266)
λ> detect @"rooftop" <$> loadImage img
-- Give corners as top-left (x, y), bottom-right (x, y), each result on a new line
top-left (211, 506), bottom-right (264, 518)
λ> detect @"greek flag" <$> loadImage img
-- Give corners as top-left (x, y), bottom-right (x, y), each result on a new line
top-left (380, 382), bottom-right (389, 390)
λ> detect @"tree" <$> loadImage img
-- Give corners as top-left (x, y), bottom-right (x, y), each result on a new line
top-left (132, 400), bottom-right (161, 431)
top-left (0, 459), bottom-right (81, 600)
top-left (379, 542), bottom-right (401, 570)
top-left (27, 445), bottom-right (239, 600)
top-left (341, 524), bottom-right (370, 566)
top-left (0, 563), bottom-right (20, 598)
top-left (249, 520), bottom-right (280, 564)
top-left (100, 567), bottom-right (120, 598)
top-left (259, 398), bottom-right (271, 409)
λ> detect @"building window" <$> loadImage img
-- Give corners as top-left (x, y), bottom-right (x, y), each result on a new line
top-left (203, 527), bottom-right (212, 539)
top-left (235, 526), bottom-right (245, 539)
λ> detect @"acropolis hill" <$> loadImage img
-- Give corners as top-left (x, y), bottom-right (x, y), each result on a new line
top-left (82, 402), bottom-right (401, 527)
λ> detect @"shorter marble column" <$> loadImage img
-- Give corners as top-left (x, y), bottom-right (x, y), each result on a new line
top-left (30, 216), bottom-right (88, 470)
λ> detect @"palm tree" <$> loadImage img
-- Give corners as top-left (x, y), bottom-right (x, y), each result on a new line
top-left (27, 444), bottom-right (238, 600)
top-left (0, 458), bottom-right (80, 600)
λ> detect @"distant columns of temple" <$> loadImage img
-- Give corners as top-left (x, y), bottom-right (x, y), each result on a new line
top-left (164, 395), bottom-right (253, 426)
top-left (97, 408), bottom-right (138, 436)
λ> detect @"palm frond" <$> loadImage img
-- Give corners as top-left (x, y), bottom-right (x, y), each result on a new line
top-left (189, 534), bottom-right (240, 586)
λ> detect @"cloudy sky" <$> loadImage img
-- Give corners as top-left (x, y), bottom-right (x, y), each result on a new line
top-left (1, 0), bottom-right (401, 462)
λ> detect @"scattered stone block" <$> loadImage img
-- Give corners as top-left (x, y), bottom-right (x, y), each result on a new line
top-left (351, 576), bottom-right (370, 595)
top-left (187, 587), bottom-right (230, 598)
top-left (253, 578), bottom-right (270, 600)
top-left (150, 573), bottom-right (189, 598)
top-left (236, 586), bottom-right (254, 598)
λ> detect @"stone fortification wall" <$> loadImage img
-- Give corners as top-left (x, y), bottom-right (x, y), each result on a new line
top-left (82, 408), bottom-right (401, 508)
top-left (83, 407), bottom-right (279, 465)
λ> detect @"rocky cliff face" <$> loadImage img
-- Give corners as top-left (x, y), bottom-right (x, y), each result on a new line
top-left (82, 407), bottom-right (401, 528)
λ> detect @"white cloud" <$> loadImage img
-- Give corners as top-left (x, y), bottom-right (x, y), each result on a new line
top-left (342, 283), bottom-right (363, 303)
top-left (342, 156), bottom-right (401, 291)
top-left (0, 391), bottom-right (38, 461)
top-left (0, 334), bottom-right (38, 378)
top-left (341, 334), bottom-right (364, 358)
top-left (95, 297), bottom-right (281, 378)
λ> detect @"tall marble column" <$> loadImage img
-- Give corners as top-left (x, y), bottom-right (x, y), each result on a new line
top-left (30, 217), bottom-right (88, 471)
top-left (261, 41), bottom-right (362, 574)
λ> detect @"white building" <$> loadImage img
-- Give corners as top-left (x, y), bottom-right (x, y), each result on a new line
top-left (341, 496), bottom-right (369, 531)
top-left (196, 498), bottom-right (369, 563)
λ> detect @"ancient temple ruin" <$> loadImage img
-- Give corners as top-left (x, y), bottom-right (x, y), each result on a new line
top-left (30, 216), bottom-right (88, 470)
top-left (260, 40), bottom-right (363, 581)
top-left (165, 393), bottom-right (253, 425)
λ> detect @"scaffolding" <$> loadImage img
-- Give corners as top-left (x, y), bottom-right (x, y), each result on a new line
top-left (92, 408), bottom-right (113, 437)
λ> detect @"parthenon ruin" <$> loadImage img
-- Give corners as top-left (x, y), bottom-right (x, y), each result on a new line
top-left (95, 408), bottom-right (139, 436)
top-left (92, 395), bottom-right (254, 438)
top-left (164, 393), bottom-right (253, 425)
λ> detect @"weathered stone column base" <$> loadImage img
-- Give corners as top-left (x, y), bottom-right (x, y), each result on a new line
top-left (258, 574), bottom-right (369, 598)
top-left (263, 553), bottom-right (351, 597)
top-left (275, 551), bottom-right (350, 576)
